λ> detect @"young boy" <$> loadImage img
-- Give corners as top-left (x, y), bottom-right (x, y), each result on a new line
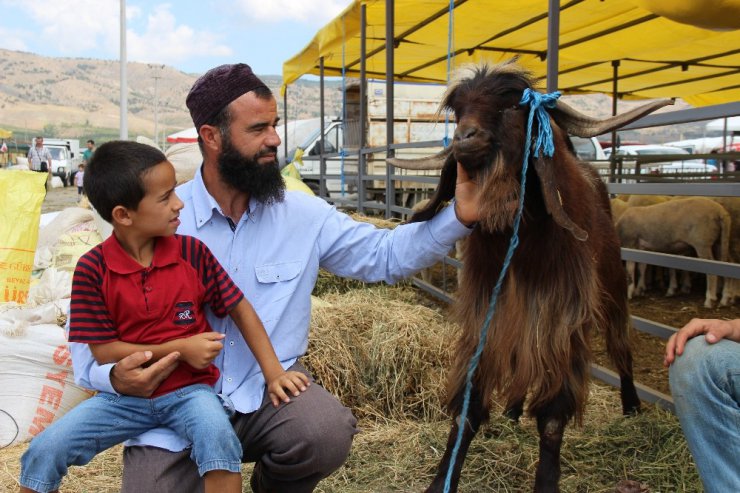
top-left (74, 163), bottom-right (85, 197)
top-left (19, 141), bottom-right (309, 493)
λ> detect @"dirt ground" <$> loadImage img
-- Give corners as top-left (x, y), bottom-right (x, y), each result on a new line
top-left (41, 184), bottom-right (739, 397)
top-left (41, 183), bottom-right (83, 214)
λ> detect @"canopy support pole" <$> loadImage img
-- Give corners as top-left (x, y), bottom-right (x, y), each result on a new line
top-left (385, 0), bottom-right (395, 219)
top-left (319, 57), bottom-right (327, 198)
top-left (359, 3), bottom-right (368, 213)
top-left (546, 0), bottom-right (560, 92)
top-left (610, 60), bottom-right (620, 183)
top-left (283, 87), bottom-right (288, 165)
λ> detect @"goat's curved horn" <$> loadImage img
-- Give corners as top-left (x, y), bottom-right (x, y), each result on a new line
top-left (534, 157), bottom-right (588, 241)
top-left (387, 146), bottom-right (451, 170)
top-left (550, 98), bottom-right (674, 138)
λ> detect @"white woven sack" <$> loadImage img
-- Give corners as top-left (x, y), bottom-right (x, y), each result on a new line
top-left (0, 318), bottom-right (92, 447)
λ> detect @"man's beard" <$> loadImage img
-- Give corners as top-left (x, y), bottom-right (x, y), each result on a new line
top-left (218, 137), bottom-right (285, 205)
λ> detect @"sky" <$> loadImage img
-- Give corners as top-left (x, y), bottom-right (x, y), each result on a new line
top-left (0, 0), bottom-right (349, 76)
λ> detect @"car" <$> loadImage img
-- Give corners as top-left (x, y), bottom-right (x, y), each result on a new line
top-left (606, 144), bottom-right (717, 174)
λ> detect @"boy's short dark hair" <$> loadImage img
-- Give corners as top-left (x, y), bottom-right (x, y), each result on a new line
top-left (85, 141), bottom-right (167, 223)
top-left (87, 139), bottom-right (95, 145)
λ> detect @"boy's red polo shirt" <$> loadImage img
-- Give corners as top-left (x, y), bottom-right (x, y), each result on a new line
top-left (69, 234), bottom-right (244, 397)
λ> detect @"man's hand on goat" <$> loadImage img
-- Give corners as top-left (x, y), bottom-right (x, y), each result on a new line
top-left (454, 162), bottom-right (480, 227)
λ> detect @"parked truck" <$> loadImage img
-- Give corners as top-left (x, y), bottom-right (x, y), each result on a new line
top-left (286, 80), bottom-right (452, 207)
top-left (286, 80), bottom-right (607, 208)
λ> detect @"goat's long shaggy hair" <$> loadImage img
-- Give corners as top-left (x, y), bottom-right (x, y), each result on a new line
top-left (414, 62), bottom-right (634, 424)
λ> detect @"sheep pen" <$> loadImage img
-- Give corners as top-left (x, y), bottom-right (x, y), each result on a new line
top-left (0, 273), bottom-right (709, 492)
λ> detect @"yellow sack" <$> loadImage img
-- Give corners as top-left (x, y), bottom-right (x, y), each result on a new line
top-left (280, 161), bottom-right (303, 180)
top-left (0, 171), bottom-right (46, 304)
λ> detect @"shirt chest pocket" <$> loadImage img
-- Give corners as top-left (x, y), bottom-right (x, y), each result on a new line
top-left (254, 261), bottom-right (302, 285)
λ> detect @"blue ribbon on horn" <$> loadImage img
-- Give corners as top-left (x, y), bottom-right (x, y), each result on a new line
top-left (519, 88), bottom-right (561, 159)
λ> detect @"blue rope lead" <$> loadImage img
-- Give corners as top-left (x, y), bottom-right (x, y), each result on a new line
top-left (442, 87), bottom-right (561, 493)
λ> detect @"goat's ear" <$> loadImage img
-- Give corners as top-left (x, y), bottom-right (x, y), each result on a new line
top-left (409, 154), bottom-right (458, 223)
top-left (533, 156), bottom-right (588, 241)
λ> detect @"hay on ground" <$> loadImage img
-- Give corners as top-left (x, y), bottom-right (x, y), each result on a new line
top-left (0, 281), bottom-right (700, 492)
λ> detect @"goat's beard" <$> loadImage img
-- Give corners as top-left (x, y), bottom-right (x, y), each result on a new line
top-left (218, 136), bottom-right (285, 205)
top-left (477, 156), bottom-right (520, 233)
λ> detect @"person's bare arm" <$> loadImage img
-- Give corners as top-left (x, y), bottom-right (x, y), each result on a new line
top-left (89, 333), bottom-right (226, 369)
top-left (229, 298), bottom-right (309, 406)
top-left (664, 318), bottom-right (740, 367)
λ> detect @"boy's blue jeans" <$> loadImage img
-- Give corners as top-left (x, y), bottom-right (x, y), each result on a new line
top-left (20, 384), bottom-right (241, 493)
top-left (669, 337), bottom-right (740, 493)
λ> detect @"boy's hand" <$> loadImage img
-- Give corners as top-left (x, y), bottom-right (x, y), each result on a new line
top-left (179, 333), bottom-right (225, 369)
top-left (266, 370), bottom-right (311, 407)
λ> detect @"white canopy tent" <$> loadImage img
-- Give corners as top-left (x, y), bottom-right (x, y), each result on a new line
top-left (705, 116), bottom-right (740, 133)
top-left (166, 127), bottom-right (198, 144)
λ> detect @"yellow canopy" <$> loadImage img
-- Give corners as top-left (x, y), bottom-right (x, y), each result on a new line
top-left (0, 129), bottom-right (12, 139)
top-left (282, 0), bottom-right (740, 106)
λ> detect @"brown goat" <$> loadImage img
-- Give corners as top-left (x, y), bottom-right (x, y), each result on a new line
top-left (389, 62), bottom-right (671, 493)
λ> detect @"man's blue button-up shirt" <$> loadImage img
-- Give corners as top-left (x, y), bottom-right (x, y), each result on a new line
top-left (69, 167), bottom-right (472, 451)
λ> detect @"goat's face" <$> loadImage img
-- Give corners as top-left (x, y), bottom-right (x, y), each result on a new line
top-left (444, 63), bottom-right (531, 182)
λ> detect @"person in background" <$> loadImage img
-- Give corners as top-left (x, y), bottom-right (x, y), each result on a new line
top-left (27, 136), bottom-right (52, 188)
top-left (82, 139), bottom-right (95, 164)
top-left (74, 163), bottom-right (85, 199)
top-left (19, 141), bottom-right (309, 493)
top-left (664, 317), bottom-right (740, 493)
top-left (68, 63), bottom-right (481, 493)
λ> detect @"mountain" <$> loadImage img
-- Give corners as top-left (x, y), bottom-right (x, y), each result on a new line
top-left (0, 48), bottom-right (702, 145)
top-left (0, 48), bottom-right (344, 142)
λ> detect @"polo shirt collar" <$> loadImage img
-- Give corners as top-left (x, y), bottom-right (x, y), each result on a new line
top-left (191, 165), bottom-right (260, 228)
top-left (102, 234), bottom-right (180, 274)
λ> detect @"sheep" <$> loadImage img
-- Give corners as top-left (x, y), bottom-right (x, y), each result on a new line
top-left (615, 196), bottom-right (687, 297)
top-left (625, 194), bottom-right (670, 207)
top-left (708, 196), bottom-right (740, 305)
top-left (616, 197), bottom-right (731, 308)
top-left (610, 197), bottom-right (630, 223)
top-left (388, 61), bottom-right (671, 493)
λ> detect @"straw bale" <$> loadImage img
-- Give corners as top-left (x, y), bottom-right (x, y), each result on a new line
top-left (306, 285), bottom-right (454, 421)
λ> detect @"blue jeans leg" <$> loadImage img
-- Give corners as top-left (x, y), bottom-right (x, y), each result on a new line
top-left (669, 337), bottom-right (740, 493)
top-left (19, 392), bottom-right (160, 492)
top-left (158, 384), bottom-right (242, 476)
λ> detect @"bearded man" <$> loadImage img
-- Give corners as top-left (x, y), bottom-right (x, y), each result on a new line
top-left (69, 63), bottom-right (480, 492)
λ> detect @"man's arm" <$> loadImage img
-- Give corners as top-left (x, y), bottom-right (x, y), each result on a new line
top-left (664, 318), bottom-right (740, 367)
top-left (69, 338), bottom-right (181, 397)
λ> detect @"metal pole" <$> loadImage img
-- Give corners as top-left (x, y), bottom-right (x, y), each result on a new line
top-left (150, 64), bottom-right (164, 148)
top-left (385, 0), bottom-right (395, 219)
top-left (119, 0), bottom-right (128, 140)
top-left (610, 60), bottom-right (620, 183)
top-left (359, 3), bottom-right (367, 213)
top-left (319, 57), bottom-right (327, 198)
top-left (546, 0), bottom-right (560, 93)
top-left (283, 87), bottom-right (288, 166)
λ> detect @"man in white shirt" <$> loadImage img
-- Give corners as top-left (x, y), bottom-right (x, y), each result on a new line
top-left (70, 63), bottom-right (480, 492)
top-left (27, 136), bottom-right (52, 188)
